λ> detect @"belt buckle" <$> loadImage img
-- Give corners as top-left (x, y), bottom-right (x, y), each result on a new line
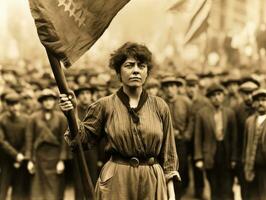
top-left (130, 157), bottom-right (139, 167)
top-left (147, 157), bottom-right (155, 165)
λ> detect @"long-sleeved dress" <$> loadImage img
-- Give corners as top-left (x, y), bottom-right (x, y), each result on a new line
top-left (66, 90), bottom-right (179, 200)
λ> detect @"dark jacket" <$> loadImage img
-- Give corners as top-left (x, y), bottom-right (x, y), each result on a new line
top-left (25, 110), bottom-right (68, 161)
top-left (194, 106), bottom-right (238, 169)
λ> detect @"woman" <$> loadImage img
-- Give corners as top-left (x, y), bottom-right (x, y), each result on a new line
top-left (59, 42), bottom-right (179, 200)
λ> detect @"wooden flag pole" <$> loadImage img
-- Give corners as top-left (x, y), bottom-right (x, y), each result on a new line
top-left (46, 49), bottom-right (95, 200)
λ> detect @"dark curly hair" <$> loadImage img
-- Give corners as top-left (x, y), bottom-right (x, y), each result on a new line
top-left (109, 42), bottom-right (153, 74)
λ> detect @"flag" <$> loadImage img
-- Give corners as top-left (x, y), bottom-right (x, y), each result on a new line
top-left (183, 0), bottom-right (212, 44)
top-left (29, 0), bottom-right (130, 67)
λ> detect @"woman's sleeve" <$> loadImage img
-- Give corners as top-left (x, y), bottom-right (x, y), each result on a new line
top-left (65, 100), bottom-right (106, 147)
top-left (159, 101), bottom-right (181, 183)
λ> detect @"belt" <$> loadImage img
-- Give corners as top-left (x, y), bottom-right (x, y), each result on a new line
top-left (111, 155), bottom-right (158, 167)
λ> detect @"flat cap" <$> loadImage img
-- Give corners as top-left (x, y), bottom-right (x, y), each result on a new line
top-left (241, 76), bottom-right (260, 87)
top-left (221, 75), bottom-right (240, 86)
top-left (185, 73), bottom-right (199, 85)
top-left (252, 89), bottom-right (266, 100)
top-left (38, 89), bottom-right (57, 102)
top-left (206, 83), bottom-right (225, 97)
top-left (161, 76), bottom-right (184, 86)
top-left (74, 84), bottom-right (94, 96)
top-left (5, 92), bottom-right (20, 104)
top-left (239, 81), bottom-right (259, 93)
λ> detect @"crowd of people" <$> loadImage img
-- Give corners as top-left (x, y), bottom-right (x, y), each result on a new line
top-left (1, 41), bottom-right (266, 200)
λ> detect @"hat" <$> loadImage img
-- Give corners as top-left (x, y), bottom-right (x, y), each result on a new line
top-left (206, 83), bottom-right (225, 97)
top-left (145, 78), bottom-right (160, 89)
top-left (239, 81), bottom-right (259, 93)
top-left (37, 89), bottom-right (57, 102)
top-left (241, 76), bottom-right (260, 87)
top-left (185, 74), bottom-right (199, 86)
top-left (252, 89), bottom-right (266, 100)
top-left (161, 76), bottom-right (184, 86)
top-left (221, 75), bottom-right (240, 87)
top-left (74, 84), bottom-right (93, 96)
top-left (5, 92), bottom-right (20, 104)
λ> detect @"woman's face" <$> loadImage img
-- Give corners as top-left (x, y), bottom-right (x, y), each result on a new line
top-left (119, 57), bottom-right (148, 88)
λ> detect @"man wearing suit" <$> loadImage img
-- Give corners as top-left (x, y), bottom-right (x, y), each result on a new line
top-left (194, 83), bottom-right (237, 200)
top-left (0, 92), bottom-right (30, 200)
top-left (185, 74), bottom-right (211, 199)
top-left (243, 89), bottom-right (266, 199)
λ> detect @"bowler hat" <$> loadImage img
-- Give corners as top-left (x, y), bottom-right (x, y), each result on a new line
top-left (206, 83), bottom-right (225, 97)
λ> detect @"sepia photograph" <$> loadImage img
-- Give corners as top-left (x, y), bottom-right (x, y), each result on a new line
top-left (1, 0), bottom-right (266, 199)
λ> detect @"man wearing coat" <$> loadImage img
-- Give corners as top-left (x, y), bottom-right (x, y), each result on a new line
top-left (243, 89), bottom-right (266, 200)
top-left (233, 80), bottom-right (258, 199)
top-left (25, 89), bottom-right (68, 200)
top-left (194, 83), bottom-right (237, 200)
top-left (0, 92), bottom-right (30, 200)
top-left (185, 74), bottom-right (211, 199)
top-left (161, 76), bottom-right (191, 200)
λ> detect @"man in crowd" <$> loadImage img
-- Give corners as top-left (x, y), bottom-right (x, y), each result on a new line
top-left (222, 75), bottom-right (241, 108)
top-left (0, 92), bottom-right (30, 200)
top-left (161, 76), bottom-right (191, 200)
top-left (233, 80), bottom-right (259, 199)
top-left (25, 89), bottom-right (68, 200)
top-left (72, 84), bottom-right (98, 200)
top-left (243, 89), bottom-right (266, 199)
top-left (145, 77), bottom-right (161, 96)
top-left (185, 74), bottom-right (211, 199)
top-left (194, 83), bottom-right (237, 200)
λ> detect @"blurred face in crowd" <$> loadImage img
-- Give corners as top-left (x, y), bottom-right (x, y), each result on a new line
top-left (146, 86), bottom-right (159, 96)
top-left (209, 91), bottom-right (224, 108)
top-left (162, 83), bottom-right (178, 99)
top-left (22, 96), bottom-right (34, 108)
top-left (97, 89), bottom-right (108, 99)
top-left (77, 90), bottom-right (92, 106)
top-left (227, 82), bottom-right (239, 95)
top-left (255, 95), bottom-right (266, 115)
top-left (7, 102), bottom-right (21, 116)
top-left (119, 57), bottom-right (148, 89)
top-left (176, 84), bottom-right (186, 95)
top-left (240, 91), bottom-right (253, 106)
top-left (76, 74), bottom-right (87, 85)
top-left (186, 84), bottom-right (198, 99)
top-left (41, 97), bottom-right (56, 111)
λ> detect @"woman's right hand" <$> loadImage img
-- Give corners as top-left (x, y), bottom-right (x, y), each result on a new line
top-left (59, 92), bottom-right (77, 113)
